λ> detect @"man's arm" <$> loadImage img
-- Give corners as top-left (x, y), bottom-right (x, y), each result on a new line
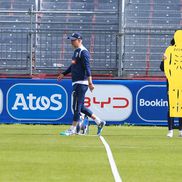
top-left (160, 54), bottom-right (168, 72)
top-left (81, 50), bottom-right (94, 92)
top-left (57, 65), bottom-right (72, 81)
top-left (81, 50), bottom-right (91, 76)
top-left (62, 65), bottom-right (72, 76)
top-left (160, 61), bottom-right (164, 72)
top-left (88, 76), bottom-right (94, 92)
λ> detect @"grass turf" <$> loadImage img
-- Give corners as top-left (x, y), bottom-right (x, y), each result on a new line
top-left (0, 125), bottom-right (181, 182)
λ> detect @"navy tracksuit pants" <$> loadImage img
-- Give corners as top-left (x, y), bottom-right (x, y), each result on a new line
top-left (167, 94), bottom-right (182, 130)
top-left (72, 84), bottom-right (93, 122)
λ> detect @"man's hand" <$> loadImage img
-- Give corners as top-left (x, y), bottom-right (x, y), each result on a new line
top-left (57, 73), bottom-right (64, 81)
top-left (162, 54), bottom-right (167, 61)
top-left (89, 83), bottom-right (95, 92)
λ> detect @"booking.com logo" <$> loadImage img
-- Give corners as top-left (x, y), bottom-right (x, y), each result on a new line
top-left (7, 84), bottom-right (68, 120)
top-left (0, 89), bottom-right (3, 114)
top-left (136, 85), bottom-right (168, 122)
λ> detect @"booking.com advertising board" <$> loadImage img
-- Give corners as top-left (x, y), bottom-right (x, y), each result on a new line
top-left (0, 78), bottom-right (168, 125)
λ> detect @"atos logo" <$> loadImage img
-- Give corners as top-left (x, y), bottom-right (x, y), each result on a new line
top-left (7, 84), bottom-right (68, 120)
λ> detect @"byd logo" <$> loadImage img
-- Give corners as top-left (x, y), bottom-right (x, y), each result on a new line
top-left (85, 84), bottom-right (132, 121)
top-left (7, 84), bottom-right (68, 120)
top-left (85, 97), bottom-right (129, 109)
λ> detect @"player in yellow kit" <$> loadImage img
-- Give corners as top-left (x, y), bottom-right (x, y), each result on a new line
top-left (164, 30), bottom-right (182, 137)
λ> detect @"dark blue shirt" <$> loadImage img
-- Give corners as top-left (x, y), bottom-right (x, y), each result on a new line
top-left (62, 45), bottom-right (91, 83)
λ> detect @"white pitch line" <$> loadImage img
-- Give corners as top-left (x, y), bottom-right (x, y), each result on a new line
top-left (100, 136), bottom-right (122, 182)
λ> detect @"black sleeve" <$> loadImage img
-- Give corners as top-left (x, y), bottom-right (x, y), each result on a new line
top-left (62, 65), bottom-right (72, 76)
top-left (160, 61), bottom-right (164, 72)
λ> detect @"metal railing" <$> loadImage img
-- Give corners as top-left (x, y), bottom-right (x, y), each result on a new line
top-left (34, 30), bottom-right (117, 72)
top-left (0, 7), bottom-right (119, 76)
top-left (0, 29), bottom-right (30, 74)
top-left (0, 0), bottom-right (181, 78)
top-left (119, 0), bottom-right (181, 77)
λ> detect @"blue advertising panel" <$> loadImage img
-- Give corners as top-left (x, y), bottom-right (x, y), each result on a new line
top-left (136, 85), bottom-right (168, 122)
top-left (7, 84), bottom-right (68, 120)
top-left (0, 78), bottom-right (169, 125)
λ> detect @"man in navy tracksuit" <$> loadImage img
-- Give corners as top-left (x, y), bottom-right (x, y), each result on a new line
top-left (58, 33), bottom-right (106, 136)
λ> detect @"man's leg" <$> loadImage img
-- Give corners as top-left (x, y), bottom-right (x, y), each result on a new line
top-left (75, 84), bottom-right (106, 135)
top-left (167, 92), bottom-right (174, 138)
top-left (80, 89), bottom-right (106, 135)
top-left (179, 118), bottom-right (182, 137)
top-left (60, 84), bottom-right (105, 136)
top-left (60, 84), bottom-right (80, 136)
top-left (167, 111), bottom-right (174, 138)
top-left (68, 84), bottom-right (88, 134)
top-left (81, 107), bottom-right (104, 126)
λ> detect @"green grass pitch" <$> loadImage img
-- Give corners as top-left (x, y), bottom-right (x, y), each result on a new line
top-left (0, 124), bottom-right (182, 182)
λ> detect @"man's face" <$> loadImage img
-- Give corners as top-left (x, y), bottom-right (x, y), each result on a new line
top-left (71, 39), bottom-right (82, 48)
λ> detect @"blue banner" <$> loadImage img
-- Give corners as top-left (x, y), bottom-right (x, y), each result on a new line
top-left (0, 78), bottom-right (169, 125)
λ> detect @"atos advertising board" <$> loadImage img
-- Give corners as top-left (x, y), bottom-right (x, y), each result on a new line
top-left (7, 83), bottom-right (68, 120)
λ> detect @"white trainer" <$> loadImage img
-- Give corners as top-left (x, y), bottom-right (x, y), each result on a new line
top-left (60, 128), bottom-right (76, 136)
top-left (167, 130), bottom-right (173, 138)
